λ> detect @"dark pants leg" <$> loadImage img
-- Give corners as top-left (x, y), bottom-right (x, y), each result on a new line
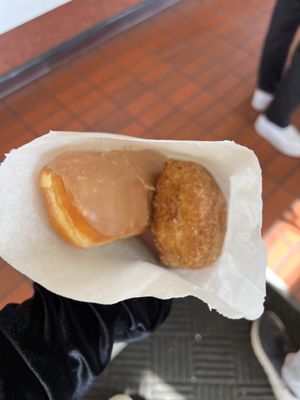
top-left (258, 0), bottom-right (300, 94)
top-left (266, 42), bottom-right (300, 127)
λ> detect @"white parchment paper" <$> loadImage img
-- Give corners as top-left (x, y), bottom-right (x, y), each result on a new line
top-left (0, 132), bottom-right (266, 320)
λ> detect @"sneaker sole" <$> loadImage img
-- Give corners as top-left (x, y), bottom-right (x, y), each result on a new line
top-left (251, 321), bottom-right (298, 400)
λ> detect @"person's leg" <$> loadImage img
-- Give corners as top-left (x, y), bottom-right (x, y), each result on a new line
top-left (258, 0), bottom-right (300, 94)
top-left (254, 42), bottom-right (300, 158)
top-left (266, 42), bottom-right (300, 127)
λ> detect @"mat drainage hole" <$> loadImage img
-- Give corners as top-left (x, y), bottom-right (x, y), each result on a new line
top-left (194, 333), bottom-right (202, 342)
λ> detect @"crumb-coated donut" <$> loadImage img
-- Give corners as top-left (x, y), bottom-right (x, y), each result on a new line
top-left (152, 159), bottom-right (227, 269)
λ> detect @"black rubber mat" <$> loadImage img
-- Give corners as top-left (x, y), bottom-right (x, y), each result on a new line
top-left (83, 286), bottom-right (300, 400)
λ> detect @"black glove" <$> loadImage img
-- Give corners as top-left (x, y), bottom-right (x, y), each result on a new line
top-left (0, 283), bottom-right (172, 400)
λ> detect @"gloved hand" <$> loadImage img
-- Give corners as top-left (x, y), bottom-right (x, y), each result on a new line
top-left (0, 283), bottom-right (172, 400)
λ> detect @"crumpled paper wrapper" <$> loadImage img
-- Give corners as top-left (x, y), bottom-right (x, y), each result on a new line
top-left (0, 132), bottom-right (266, 320)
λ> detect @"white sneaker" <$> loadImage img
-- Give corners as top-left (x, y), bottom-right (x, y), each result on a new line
top-left (251, 312), bottom-right (299, 400)
top-left (255, 115), bottom-right (300, 158)
top-left (108, 396), bottom-right (132, 400)
top-left (252, 89), bottom-right (274, 112)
